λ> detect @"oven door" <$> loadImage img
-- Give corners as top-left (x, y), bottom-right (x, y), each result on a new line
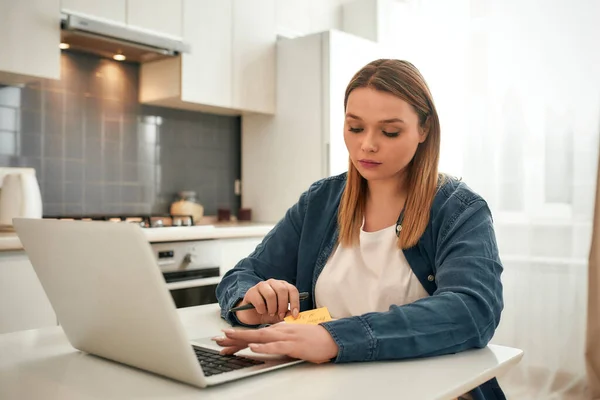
top-left (164, 273), bottom-right (220, 309)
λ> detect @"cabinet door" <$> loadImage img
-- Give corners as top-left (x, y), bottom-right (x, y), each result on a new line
top-left (0, 252), bottom-right (57, 334)
top-left (61, 0), bottom-right (126, 23)
top-left (0, 0), bottom-right (60, 85)
top-left (218, 237), bottom-right (263, 276)
top-left (181, 0), bottom-right (232, 109)
top-left (242, 32), bottom-right (324, 223)
top-left (231, 0), bottom-right (276, 114)
top-left (127, 0), bottom-right (182, 37)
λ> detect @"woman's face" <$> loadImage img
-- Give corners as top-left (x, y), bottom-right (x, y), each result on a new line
top-left (344, 87), bottom-right (427, 183)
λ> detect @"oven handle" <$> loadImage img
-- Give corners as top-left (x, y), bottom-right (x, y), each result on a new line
top-left (163, 267), bottom-right (220, 283)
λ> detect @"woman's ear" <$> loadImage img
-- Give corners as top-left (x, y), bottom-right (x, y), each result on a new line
top-left (419, 116), bottom-right (431, 143)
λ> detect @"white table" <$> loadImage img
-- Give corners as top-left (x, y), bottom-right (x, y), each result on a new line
top-left (0, 304), bottom-right (523, 400)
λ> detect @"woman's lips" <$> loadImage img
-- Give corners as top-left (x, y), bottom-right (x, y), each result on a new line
top-left (358, 159), bottom-right (382, 169)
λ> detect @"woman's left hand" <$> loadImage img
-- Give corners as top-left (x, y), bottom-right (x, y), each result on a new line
top-left (212, 324), bottom-right (339, 364)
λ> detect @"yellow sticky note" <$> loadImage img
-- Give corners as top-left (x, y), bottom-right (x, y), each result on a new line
top-left (284, 307), bottom-right (332, 325)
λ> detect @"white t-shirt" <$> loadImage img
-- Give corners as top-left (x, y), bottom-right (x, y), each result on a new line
top-left (315, 223), bottom-right (429, 319)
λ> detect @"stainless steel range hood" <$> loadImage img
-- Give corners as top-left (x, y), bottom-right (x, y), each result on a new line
top-left (60, 10), bottom-right (191, 63)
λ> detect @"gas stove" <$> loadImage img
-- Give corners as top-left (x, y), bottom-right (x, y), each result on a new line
top-left (45, 214), bottom-right (195, 228)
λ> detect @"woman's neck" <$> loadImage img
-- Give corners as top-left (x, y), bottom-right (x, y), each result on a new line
top-left (366, 175), bottom-right (407, 207)
top-left (362, 174), bottom-right (408, 232)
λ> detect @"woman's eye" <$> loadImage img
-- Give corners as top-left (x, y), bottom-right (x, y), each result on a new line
top-left (382, 130), bottom-right (400, 138)
top-left (349, 127), bottom-right (363, 133)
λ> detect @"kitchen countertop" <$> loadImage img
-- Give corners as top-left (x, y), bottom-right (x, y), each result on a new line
top-left (0, 222), bottom-right (275, 252)
top-left (0, 303), bottom-right (524, 400)
top-left (0, 232), bottom-right (23, 252)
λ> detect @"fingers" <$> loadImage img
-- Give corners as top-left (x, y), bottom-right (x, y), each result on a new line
top-left (242, 280), bottom-right (301, 322)
top-left (248, 341), bottom-right (330, 364)
top-left (266, 279), bottom-right (300, 319)
top-left (249, 341), bottom-right (294, 355)
top-left (272, 280), bottom-right (291, 320)
top-left (220, 346), bottom-right (246, 355)
top-left (211, 336), bottom-right (246, 347)
top-left (222, 327), bottom-right (285, 344)
top-left (244, 287), bottom-right (268, 315)
top-left (211, 336), bottom-right (250, 356)
top-left (257, 282), bottom-right (278, 316)
top-left (286, 283), bottom-right (300, 318)
top-left (214, 326), bottom-right (286, 356)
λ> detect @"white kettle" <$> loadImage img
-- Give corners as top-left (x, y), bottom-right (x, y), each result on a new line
top-left (0, 168), bottom-right (43, 228)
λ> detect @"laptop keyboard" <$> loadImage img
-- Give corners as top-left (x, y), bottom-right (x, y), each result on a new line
top-left (193, 346), bottom-right (265, 377)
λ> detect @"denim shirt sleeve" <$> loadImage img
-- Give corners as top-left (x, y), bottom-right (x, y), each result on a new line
top-left (320, 199), bottom-right (504, 363)
top-left (215, 186), bottom-right (310, 326)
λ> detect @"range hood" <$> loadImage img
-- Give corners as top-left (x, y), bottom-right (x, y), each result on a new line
top-left (60, 10), bottom-right (191, 63)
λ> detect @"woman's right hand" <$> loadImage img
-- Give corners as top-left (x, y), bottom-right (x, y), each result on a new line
top-left (234, 279), bottom-right (301, 326)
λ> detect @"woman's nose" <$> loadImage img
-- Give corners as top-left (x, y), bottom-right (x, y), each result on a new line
top-left (361, 131), bottom-right (378, 153)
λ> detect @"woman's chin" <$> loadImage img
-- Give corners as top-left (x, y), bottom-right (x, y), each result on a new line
top-left (357, 169), bottom-right (405, 183)
top-left (357, 170), bottom-right (387, 181)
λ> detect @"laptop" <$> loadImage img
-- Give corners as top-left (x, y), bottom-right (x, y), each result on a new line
top-left (13, 218), bottom-right (303, 388)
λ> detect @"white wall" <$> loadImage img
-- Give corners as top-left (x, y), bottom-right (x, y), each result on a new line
top-left (372, 0), bottom-right (600, 398)
top-left (372, 0), bottom-right (600, 220)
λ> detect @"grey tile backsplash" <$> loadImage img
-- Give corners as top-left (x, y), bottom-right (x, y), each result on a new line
top-left (0, 51), bottom-right (241, 217)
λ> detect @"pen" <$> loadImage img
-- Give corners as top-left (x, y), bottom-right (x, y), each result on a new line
top-left (229, 292), bottom-right (310, 312)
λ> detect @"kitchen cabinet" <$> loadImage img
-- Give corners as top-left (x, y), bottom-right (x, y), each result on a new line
top-left (0, 0), bottom-right (60, 86)
top-left (231, 0), bottom-right (276, 114)
top-left (61, 0), bottom-right (126, 24)
top-left (218, 237), bottom-right (263, 275)
top-left (126, 0), bottom-right (183, 38)
top-left (242, 30), bottom-right (396, 222)
top-left (139, 0), bottom-right (276, 116)
top-left (0, 251), bottom-right (57, 335)
top-left (180, 0), bottom-right (233, 112)
top-left (341, 0), bottom-right (400, 43)
top-left (0, 233), bottom-right (264, 334)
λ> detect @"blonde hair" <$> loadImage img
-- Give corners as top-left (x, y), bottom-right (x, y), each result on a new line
top-left (337, 59), bottom-right (441, 249)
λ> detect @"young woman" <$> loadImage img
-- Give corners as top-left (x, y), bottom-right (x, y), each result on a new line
top-left (214, 59), bottom-right (505, 400)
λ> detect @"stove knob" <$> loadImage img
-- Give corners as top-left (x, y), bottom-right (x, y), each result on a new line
top-left (183, 253), bottom-right (197, 265)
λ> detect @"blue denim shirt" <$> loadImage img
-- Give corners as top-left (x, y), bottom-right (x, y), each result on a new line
top-left (216, 173), bottom-right (505, 400)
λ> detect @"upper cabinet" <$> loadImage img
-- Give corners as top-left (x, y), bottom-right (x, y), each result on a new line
top-left (180, 0), bottom-right (233, 111)
top-left (0, 0), bottom-right (61, 86)
top-left (231, 0), bottom-right (275, 114)
top-left (61, 0), bottom-right (126, 23)
top-left (139, 0), bottom-right (276, 116)
top-left (61, 0), bottom-right (182, 38)
top-left (126, 0), bottom-right (183, 38)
